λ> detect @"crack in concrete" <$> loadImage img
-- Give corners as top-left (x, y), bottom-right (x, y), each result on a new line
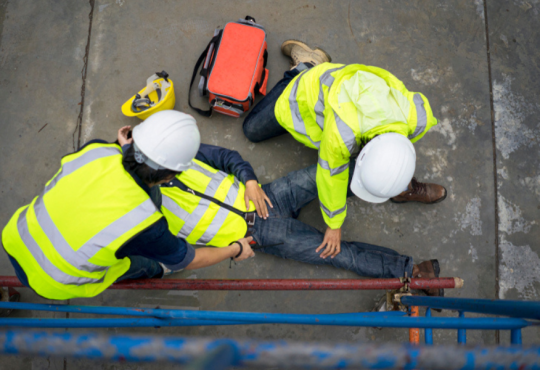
top-left (67, 3), bottom-right (95, 368)
top-left (72, 0), bottom-right (95, 151)
top-left (483, 0), bottom-right (500, 345)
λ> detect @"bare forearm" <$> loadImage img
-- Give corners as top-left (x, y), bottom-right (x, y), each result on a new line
top-left (185, 245), bottom-right (239, 270)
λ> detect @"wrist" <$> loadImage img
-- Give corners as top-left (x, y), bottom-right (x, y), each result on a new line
top-left (230, 242), bottom-right (241, 258)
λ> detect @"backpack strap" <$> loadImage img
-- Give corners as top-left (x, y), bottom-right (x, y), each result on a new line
top-left (188, 31), bottom-right (223, 117)
top-left (254, 50), bottom-right (269, 95)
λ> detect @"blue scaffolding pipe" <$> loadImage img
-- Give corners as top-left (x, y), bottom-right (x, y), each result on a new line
top-left (0, 301), bottom-right (532, 330)
top-left (511, 329), bottom-right (523, 346)
top-left (425, 308), bottom-right (433, 345)
top-left (1, 330), bottom-right (539, 369)
top-left (0, 315), bottom-right (531, 330)
top-left (401, 296), bottom-right (540, 320)
top-left (0, 318), bottom-right (247, 328)
top-left (0, 302), bottom-right (405, 319)
top-left (457, 312), bottom-right (466, 344)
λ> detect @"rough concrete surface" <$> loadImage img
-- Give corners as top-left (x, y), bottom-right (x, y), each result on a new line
top-left (487, 0), bottom-right (540, 344)
top-left (0, 0), bottom-right (538, 368)
top-left (0, 0), bottom-right (92, 369)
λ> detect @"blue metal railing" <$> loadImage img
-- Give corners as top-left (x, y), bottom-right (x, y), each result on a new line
top-left (0, 301), bottom-right (533, 330)
top-left (402, 296), bottom-right (540, 345)
top-left (401, 296), bottom-right (540, 320)
top-left (1, 330), bottom-right (539, 369)
top-left (1, 297), bottom-right (539, 368)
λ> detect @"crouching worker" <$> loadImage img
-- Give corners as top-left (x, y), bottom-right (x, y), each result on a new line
top-left (243, 41), bottom-right (447, 263)
top-left (156, 141), bottom-right (444, 297)
top-left (1, 110), bottom-right (254, 300)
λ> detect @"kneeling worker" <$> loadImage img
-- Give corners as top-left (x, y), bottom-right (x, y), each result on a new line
top-left (243, 40), bottom-right (447, 260)
top-left (1, 110), bottom-right (254, 300)
top-left (156, 140), bottom-right (443, 296)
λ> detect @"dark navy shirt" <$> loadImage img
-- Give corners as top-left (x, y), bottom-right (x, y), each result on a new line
top-left (194, 143), bottom-right (258, 184)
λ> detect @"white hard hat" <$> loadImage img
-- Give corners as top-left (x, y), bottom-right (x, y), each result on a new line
top-left (132, 110), bottom-right (201, 171)
top-left (350, 133), bottom-right (416, 203)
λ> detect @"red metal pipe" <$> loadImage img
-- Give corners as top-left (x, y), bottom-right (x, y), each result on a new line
top-left (1, 276), bottom-right (462, 290)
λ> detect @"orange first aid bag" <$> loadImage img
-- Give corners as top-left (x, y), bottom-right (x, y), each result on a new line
top-left (189, 16), bottom-right (269, 118)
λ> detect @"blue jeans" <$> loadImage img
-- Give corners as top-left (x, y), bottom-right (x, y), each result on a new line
top-left (116, 256), bottom-right (163, 282)
top-left (243, 66), bottom-right (304, 142)
top-left (249, 165), bottom-right (414, 278)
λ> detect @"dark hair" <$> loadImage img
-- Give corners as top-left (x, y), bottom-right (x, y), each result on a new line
top-left (122, 145), bottom-right (181, 185)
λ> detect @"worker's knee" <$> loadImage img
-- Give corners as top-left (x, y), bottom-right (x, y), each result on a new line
top-left (242, 116), bottom-right (264, 143)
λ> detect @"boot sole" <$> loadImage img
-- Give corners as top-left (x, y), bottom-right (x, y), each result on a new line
top-left (390, 187), bottom-right (448, 204)
top-left (281, 39), bottom-right (313, 57)
top-left (314, 47), bottom-right (332, 63)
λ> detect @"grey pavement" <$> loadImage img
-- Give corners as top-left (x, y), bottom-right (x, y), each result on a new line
top-left (0, 0), bottom-right (538, 368)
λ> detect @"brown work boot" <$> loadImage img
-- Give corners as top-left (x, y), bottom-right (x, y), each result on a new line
top-left (390, 178), bottom-right (447, 204)
top-left (281, 40), bottom-right (332, 67)
top-left (412, 260), bottom-right (444, 297)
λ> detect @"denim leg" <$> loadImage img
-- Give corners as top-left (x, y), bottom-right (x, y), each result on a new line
top-left (262, 164), bottom-right (318, 219)
top-left (7, 255), bottom-right (29, 287)
top-left (243, 68), bottom-right (302, 143)
top-left (250, 217), bottom-right (414, 278)
top-left (116, 256), bottom-right (164, 282)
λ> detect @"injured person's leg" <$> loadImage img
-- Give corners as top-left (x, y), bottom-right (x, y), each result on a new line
top-left (250, 215), bottom-right (442, 296)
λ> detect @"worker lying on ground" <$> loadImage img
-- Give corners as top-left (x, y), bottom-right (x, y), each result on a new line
top-left (1, 111), bottom-right (254, 300)
top-left (155, 135), bottom-right (443, 297)
top-left (243, 40), bottom-right (447, 261)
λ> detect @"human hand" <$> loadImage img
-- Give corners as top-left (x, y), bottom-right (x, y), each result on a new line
top-left (315, 227), bottom-right (342, 259)
top-left (117, 125), bottom-right (133, 147)
top-left (244, 180), bottom-right (273, 219)
top-left (232, 236), bottom-right (255, 261)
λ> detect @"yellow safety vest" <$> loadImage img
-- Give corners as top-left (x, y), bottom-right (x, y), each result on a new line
top-left (275, 63), bottom-right (438, 229)
top-left (1, 143), bottom-right (162, 300)
top-left (160, 159), bottom-right (254, 247)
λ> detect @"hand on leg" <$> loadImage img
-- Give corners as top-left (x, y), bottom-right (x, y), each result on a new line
top-left (316, 227), bottom-right (342, 259)
top-left (245, 180), bottom-right (273, 219)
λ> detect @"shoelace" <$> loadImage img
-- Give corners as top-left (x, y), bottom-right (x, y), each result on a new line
top-left (410, 178), bottom-right (427, 195)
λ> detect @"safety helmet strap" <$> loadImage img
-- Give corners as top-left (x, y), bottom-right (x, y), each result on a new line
top-left (131, 71), bottom-right (171, 113)
top-left (132, 142), bottom-right (167, 171)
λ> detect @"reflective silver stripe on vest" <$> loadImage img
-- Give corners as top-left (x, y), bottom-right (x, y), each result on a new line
top-left (177, 172), bottom-right (228, 238)
top-left (33, 196), bottom-right (106, 272)
top-left (17, 207), bottom-right (104, 286)
top-left (317, 156), bottom-right (349, 176)
top-left (190, 162), bottom-right (216, 178)
top-left (76, 198), bottom-right (158, 265)
top-left (319, 201), bottom-right (347, 219)
top-left (44, 146), bottom-right (121, 195)
top-left (409, 94), bottom-right (427, 139)
top-left (289, 72), bottom-right (321, 149)
top-left (314, 67), bottom-right (343, 130)
top-left (162, 194), bottom-right (191, 220)
top-left (195, 178), bottom-right (241, 244)
top-left (33, 196), bottom-right (158, 273)
top-left (334, 111), bottom-right (359, 155)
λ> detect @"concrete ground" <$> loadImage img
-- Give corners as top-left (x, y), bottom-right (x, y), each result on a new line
top-left (0, 0), bottom-right (539, 368)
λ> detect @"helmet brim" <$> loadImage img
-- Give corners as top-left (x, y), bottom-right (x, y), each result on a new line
top-left (350, 178), bottom-right (389, 204)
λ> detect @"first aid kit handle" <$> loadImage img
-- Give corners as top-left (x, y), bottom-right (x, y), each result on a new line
top-left (188, 31), bottom-right (223, 117)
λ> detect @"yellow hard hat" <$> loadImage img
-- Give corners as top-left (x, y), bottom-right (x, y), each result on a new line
top-left (121, 71), bottom-right (176, 120)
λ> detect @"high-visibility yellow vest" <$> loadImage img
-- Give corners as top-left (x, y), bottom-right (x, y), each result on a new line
top-left (275, 63), bottom-right (438, 229)
top-left (1, 143), bottom-right (162, 300)
top-left (160, 159), bottom-right (254, 247)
